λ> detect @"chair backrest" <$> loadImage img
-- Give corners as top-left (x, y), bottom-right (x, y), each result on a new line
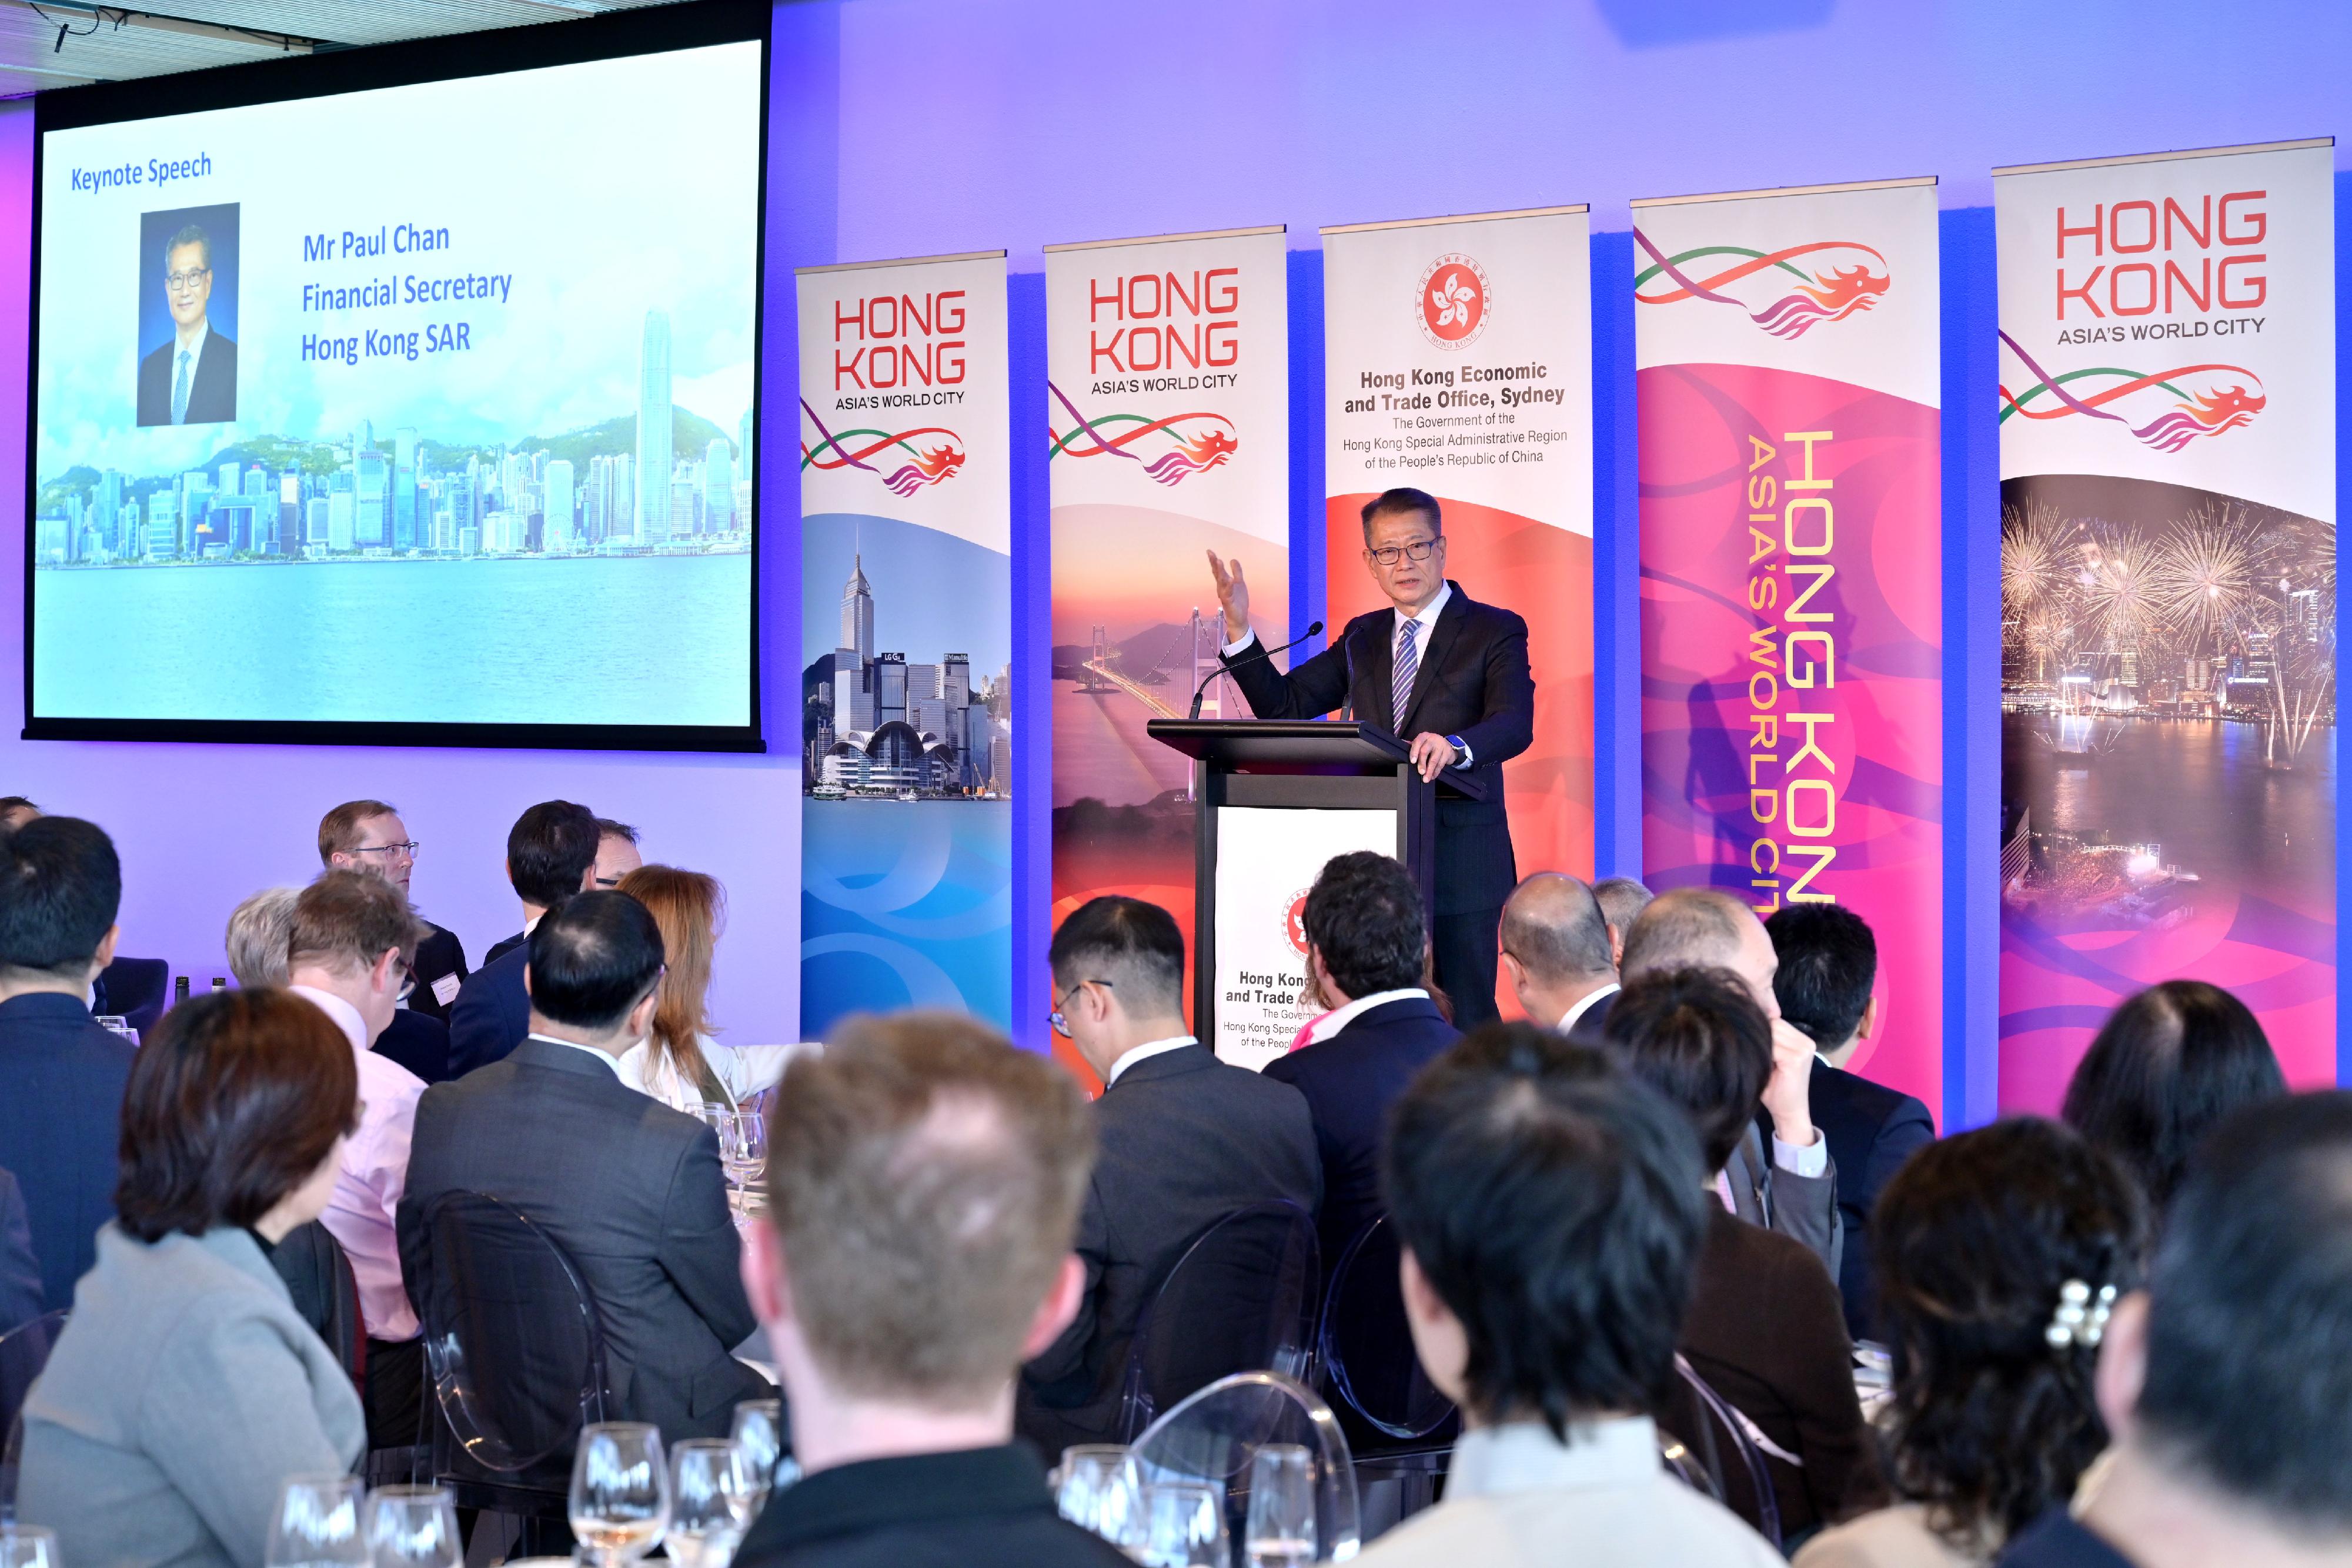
top-left (95, 956), bottom-right (170, 1037)
top-left (1315, 1215), bottom-right (1456, 1442)
top-left (0, 1308), bottom-right (68, 1520)
top-left (1132, 1370), bottom-right (1360, 1563)
top-left (1662, 1355), bottom-right (1782, 1549)
top-left (269, 1221), bottom-right (367, 1387)
top-left (1119, 1201), bottom-right (1319, 1441)
top-left (416, 1191), bottom-right (609, 1479)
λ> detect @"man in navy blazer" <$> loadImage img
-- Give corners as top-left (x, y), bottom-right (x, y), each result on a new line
top-left (446, 799), bottom-right (601, 1077)
top-left (1766, 904), bottom-right (1935, 1342)
top-left (135, 223), bottom-right (237, 427)
top-left (0, 817), bottom-right (138, 1309)
top-left (1265, 852), bottom-right (1462, 1271)
top-left (1211, 489), bottom-right (1534, 1028)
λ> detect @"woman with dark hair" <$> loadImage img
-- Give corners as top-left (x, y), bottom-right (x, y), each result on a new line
top-left (2061, 979), bottom-right (2285, 1213)
top-left (1793, 1118), bottom-right (2146, 1568)
top-left (18, 989), bottom-right (367, 1568)
top-left (612, 864), bottom-right (808, 1113)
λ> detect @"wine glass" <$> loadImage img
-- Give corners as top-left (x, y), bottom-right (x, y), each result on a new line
top-left (1138, 1483), bottom-right (1228, 1567)
top-left (1055, 1445), bottom-right (1144, 1551)
top-left (1243, 1445), bottom-right (1317, 1568)
top-left (569, 1422), bottom-right (671, 1568)
top-left (359, 1486), bottom-right (462, 1568)
top-left (267, 1475), bottom-right (368, 1568)
top-left (719, 1109), bottom-right (768, 1195)
top-left (666, 1439), bottom-right (754, 1568)
top-left (0, 1526), bottom-right (59, 1568)
top-left (730, 1398), bottom-right (786, 1512)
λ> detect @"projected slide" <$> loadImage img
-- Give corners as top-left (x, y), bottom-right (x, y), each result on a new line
top-left (30, 34), bottom-right (763, 740)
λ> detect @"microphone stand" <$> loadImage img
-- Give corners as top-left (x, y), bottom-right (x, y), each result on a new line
top-left (1188, 620), bottom-right (1325, 719)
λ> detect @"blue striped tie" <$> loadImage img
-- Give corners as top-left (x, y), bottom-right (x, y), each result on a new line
top-left (1391, 616), bottom-right (1422, 734)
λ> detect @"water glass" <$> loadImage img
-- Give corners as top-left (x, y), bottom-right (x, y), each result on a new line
top-left (1138, 1482), bottom-right (1228, 1568)
top-left (569, 1422), bottom-right (671, 1568)
top-left (1244, 1444), bottom-right (1317, 1568)
top-left (718, 1109), bottom-right (768, 1193)
top-left (359, 1486), bottom-right (461, 1568)
top-left (0, 1526), bottom-right (59, 1568)
top-left (666, 1439), bottom-right (754, 1568)
top-left (1055, 1444), bottom-right (1144, 1550)
top-left (730, 1398), bottom-right (786, 1510)
top-left (266, 1474), bottom-right (367, 1568)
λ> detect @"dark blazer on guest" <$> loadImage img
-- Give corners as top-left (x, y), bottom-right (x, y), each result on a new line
top-left (481, 930), bottom-right (527, 968)
top-left (1018, 1043), bottom-right (1322, 1456)
top-left (731, 1444), bottom-right (1133, 1568)
top-left (1264, 994), bottom-right (1460, 1268)
top-left (396, 1037), bottom-right (768, 1442)
top-left (1674, 1208), bottom-right (1885, 1541)
top-left (373, 1007), bottom-right (454, 1086)
top-left (135, 330), bottom-right (238, 426)
top-left (445, 941), bottom-right (529, 1078)
top-left (406, 922), bottom-right (470, 1026)
top-left (1220, 583), bottom-right (1534, 915)
top-left (0, 992), bottom-right (137, 1308)
top-left (0, 1166), bottom-right (44, 1335)
top-left (1809, 1061), bottom-right (1936, 1342)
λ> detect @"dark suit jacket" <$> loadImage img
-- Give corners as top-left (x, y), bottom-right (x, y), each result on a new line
top-left (733, 1445), bottom-right (1133, 1568)
top-left (407, 922), bottom-right (470, 1025)
top-left (1726, 1120), bottom-right (1843, 1283)
top-left (1018, 1044), bottom-right (1322, 1455)
top-left (397, 1037), bottom-right (767, 1441)
top-left (446, 941), bottom-right (529, 1078)
top-left (0, 1167), bottom-right (43, 1334)
top-left (1810, 1061), bottom-right (1936, 1342)
top-left (373, 1007), bottom-right (454, 1086)
top-left (482, 930), bottom-right (527, 968)
top-left (1675, 1208), bottom-right (1885, 1539)
top-left (0, 993), bottom-right (137, 1308)
top-left (1220, 583), bottom-right (1534, 914)
top-left (1264, 994), bottom-right (1459, 1269)
top-left (135, 329), bottom-right (238, 426)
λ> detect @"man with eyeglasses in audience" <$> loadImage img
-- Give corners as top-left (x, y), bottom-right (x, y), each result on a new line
top-left (319, 798), bottom-right (467, 1024)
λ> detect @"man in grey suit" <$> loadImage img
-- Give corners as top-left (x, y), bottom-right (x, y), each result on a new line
top-left (1618, 888), bottom-right (1840, 1278)
top-left (397, 891), bottom-right (769, 1446)
top-left (1018, 897), bottom-right (1321, 1457)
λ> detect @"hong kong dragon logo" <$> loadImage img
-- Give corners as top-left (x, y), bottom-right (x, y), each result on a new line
top-left (1633, 229), bottom-right (1891, 339)
top-left (801, 399), bottom-right (967, 496)
top-left (1047, 381), bottom-right (1237, 487)
top-left (1998, 332), bottom-right (2265, 454)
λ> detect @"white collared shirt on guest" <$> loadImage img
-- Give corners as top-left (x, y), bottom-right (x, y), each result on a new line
top-left (286, 983), bottom-right (427, 1343)
top-left (1104, 1034), bottom-right (1197, 1087)
top-left (1557, 981), bottom-right (1620, 1035)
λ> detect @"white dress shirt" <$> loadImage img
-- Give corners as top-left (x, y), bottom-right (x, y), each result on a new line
top-left (1104, 1034), bottom-right (1197, 1087)
top-left (288, 984), bottom-right (426, 1342)
top-left (614, 1035), bottom-right (814, 1114)
top-left (1557, 981), bottom-right (1620, 1035)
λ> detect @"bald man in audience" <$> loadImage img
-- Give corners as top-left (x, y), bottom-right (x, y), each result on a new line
top-left (1591, 876), bottom-right (1652, 967)
top-left (1498, 874), bottom-right (1621, 1038)
top-left (1618, 888), bottom-right (1840, 1278)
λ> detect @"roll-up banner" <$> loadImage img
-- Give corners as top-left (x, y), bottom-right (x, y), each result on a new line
top-left (1635, 178), bottom-right (1945, 1122)
top-left (1994, 139), bottom-right (2337, 1105)
top-left (1046, 226), bottom-right (1291, 1057)
top-left (1321, 205), bottom-right (1597, 1022)
top-left (797, 250), bottom-right (1013, 1037)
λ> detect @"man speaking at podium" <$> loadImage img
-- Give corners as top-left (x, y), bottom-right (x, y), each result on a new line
top-left (1207, 487), bottom-right (1534, 1028)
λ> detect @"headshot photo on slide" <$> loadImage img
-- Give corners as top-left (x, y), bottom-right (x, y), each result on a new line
top-left (136, 201), bottom-right (240, 427)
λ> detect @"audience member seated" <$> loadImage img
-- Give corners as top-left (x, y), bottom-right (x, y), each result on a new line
top-left (1591, 875), bottom-right (1653, 965)
top-left (1604, 968), bottom-right (1885, 1542)
top-left (0, 795), bottom-right (38, 830)
top-left (1265, 850), bottom-right (1461, 1270)
top-left (0, 815), bottom-right (137, 1308)
top-left (1766, 904), bottom-right (1935, 1340)
top-left (1358, 1022), bottom-right (1780, 1567)
top-left (1621, 888), bottom-right (1840, 1275)
top-left (447, 798), bottom-right (601, 1075)
top-left (1498, 872), bottom-right (1620, 1035)
top-left (1999, 1091), bottom-right (2352, 1568)
top-left (1795, 1118), bottom-right (2145, 1568)
top-left (2060, 979), bottom-right (2286, 1216)
top-left (1018, 895), bottom-right (1322, 1456)
top-left (593, 817), bottom-right (644, 888)
top-left (399, 891), bottom-right (768, 1442)
top-left (224, 887), bottom-right (298, 987)
top-left (16, 990), bottom-right (366, 1568)
top-left (286, 870), bottom-right (433, 1451)
top-left (0, 1163), bottom-right (39, 1333)
top-left (319, 798), bottom-right (469, 1022)
top-left (612, 864), bottom-right (803, 1112)
top-left (733, 1012), bottom-right (1131, 1568)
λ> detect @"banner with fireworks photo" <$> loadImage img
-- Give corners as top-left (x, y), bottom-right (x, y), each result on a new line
top-left (1995, 139), bottom-right (2337, 1104)
top-left (1045, 226), bottom-right (1289, 1065)
top-left (1634, 178), bottom-right (1945, 1124)
top-left (1321, 205), bottom-right (1595, 1021)
top-left (796, 252), bottom-right (1012, 1036)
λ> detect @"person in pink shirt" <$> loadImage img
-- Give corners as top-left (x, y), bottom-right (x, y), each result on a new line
top-left (285, 869), bottom-right (429, 1450)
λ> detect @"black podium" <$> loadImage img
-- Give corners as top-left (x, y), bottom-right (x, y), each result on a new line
top-left (1145, 719), bottom-right (1486, 1067)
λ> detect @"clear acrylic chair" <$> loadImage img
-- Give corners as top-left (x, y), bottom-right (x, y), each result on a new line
top-left (1118, 1200), bottom-right (1319, 1440)
top-left (1662, 1355), bottom-right (1782, 1549)
top-left (1315, 1215), bottom-right (1457, 1516)
top-left (0, 1308), bottom-right (68, 1519)
top-left (1130, 1370), bottom-right (1361, 1562)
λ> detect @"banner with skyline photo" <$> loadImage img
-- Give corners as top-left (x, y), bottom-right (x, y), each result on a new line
top-left (1994, 139), bottom-right (2338, 1104)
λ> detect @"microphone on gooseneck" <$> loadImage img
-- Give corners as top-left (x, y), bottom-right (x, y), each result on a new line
top-left (1189, 621), bottom-right (1324, 719)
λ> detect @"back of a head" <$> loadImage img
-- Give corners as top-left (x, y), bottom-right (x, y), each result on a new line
top-left (1499, 874), bottom-right (1615, 986)
top-left (766, 1012), bottom-right (1096, 1406)
top-left (613, 865), bottom-right (721, 1051)
top-left (2137, 1090), bottom-right (2352, 1531)
top-left (1872, 1117), bottom-right (2147, 1547)
top-left (1619, 886), bottom-right (1750, 982)
top-left (1304, 850), bottom-right (1426, 999)
top-left (1591, 876), bottom-right (1653, 938)
top-left (527, 890), bottom-right (666, 1032)
top-left (1764, 902), bottom-right (1877, 1049)
top-left (1599, 967), bottom-right (1770, 1173)
top-left (507, 799), bottom-right (602, 910)
top-left (290, 869), bottom-right (423, 975)
top-left (317, 798), bottom-right (398, 864)
top-left (1048, 895), bottom-right (1186, 1019)
top-left (225, 887), bottom-right (302, 988)
top-left (0, 814), bottom-right (121, 979)
top-left (1385, 1022), bottom-right (1707, 1435)
top-left (2061, 980), bottom-right (2286, 1212)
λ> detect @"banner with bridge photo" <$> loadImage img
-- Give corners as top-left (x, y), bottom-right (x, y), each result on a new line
top-left (797, 251), bottom-right (1012, 1037)
top-left (1321, 204), bottom-right (1595, 1023)
top-left (1995, 139), bottom-right (2337, 1104)
top-left (1634, 177), bottom-right (1945, 1124)
top-left (1046, 225), bottom-right (1289, 1065)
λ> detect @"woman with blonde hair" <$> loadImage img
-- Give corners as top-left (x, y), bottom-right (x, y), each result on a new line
top-left (613, 864), bottom-right (807, 1113)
